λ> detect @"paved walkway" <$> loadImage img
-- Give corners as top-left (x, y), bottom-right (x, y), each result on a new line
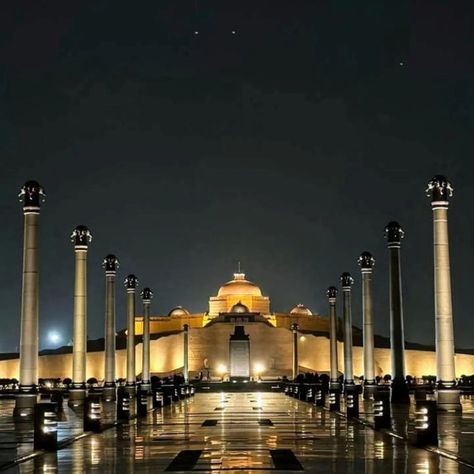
top-left (7, 392), bottom-right (473, 473)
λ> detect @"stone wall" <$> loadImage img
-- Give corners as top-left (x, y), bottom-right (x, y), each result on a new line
top-left (0, 325), bottom-right (473, 380)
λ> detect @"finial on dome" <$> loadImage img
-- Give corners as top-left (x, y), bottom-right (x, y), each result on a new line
top-left (426, 175), bottom-right (453, 204)
top-left (358, 251), bottom-right (375, 270)
top-left (71, 225), bottom-right (92, 248)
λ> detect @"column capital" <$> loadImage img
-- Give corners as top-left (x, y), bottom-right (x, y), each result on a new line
top-left (183, 323), bottom-right (189, 331)
top-left (326, 286), bottom-right (338, 301)
top-left (290, 323), bottom-right (299, 332)
top-left (340, 272), bottom-right (354, 289)
top-left (103, 254), bottom-right (119, 273)
top-left (141, 287), bottom-right (153, 303)
top-left (124, 274), bottom-right (138, 291)
top-left (358, 251), bottom-right (375, 271)
top-left (71, 225), bottom-right (92, 249)
top-left (19, 180), bottom-right (45, 213)
top-left (384, 221), bottom-right (404, 247)
top-left (426, 175), bottom-right (453, 206)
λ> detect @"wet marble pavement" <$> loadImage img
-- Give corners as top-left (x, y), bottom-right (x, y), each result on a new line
top-left (9, 392), bottom-right (474, 473)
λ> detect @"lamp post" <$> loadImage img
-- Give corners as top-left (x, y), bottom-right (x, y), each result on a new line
top-left (124, 275), bottom-right (138, 397)
top-left (141, 288), bottom-right (153, 392)
top-left (291, 323), bottom-right (299, 380)
top-left (340, 272), bottom-right (355, 390)
top-left (103, 255), bottom-right (119, 402)
top-left (426, 175), bottom-right (461, 411)
top-left (384, 222), bottom-right (410, 403)
top-left (14, 181), bottom-right (45, 418)
top-left (68, 225), bottom-right (92, 408)
top-left (358, 252), bottom-right (377, 399)
top-left (327, 286), bottom-right (340, 391)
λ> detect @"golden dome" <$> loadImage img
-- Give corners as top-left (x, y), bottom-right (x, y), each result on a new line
top-left (168, 306), bottom-right (190, 317)
top-left (217, 272), bottom-right (262, 297)
top-left (290, 304), bottom-right (313, 316)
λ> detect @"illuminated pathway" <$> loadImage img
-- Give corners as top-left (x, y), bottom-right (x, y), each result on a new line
top-left (13, 393), bottom-right (474, 472)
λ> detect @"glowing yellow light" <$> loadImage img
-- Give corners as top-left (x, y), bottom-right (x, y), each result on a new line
top-left (300, 336), bottom-right (306, 341)
top-left (254, 362), bottom-right (265, 375)
top-left (216, 364), bottom-right (227, 375)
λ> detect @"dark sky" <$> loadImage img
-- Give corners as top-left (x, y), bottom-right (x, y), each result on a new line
top-left (1, 1), bottom-right (473, 352)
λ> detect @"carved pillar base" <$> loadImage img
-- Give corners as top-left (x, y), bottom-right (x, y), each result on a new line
top-left (124, 384), bottom-right (136, 398)
top-left (68, 387), bottom-right (86, 408)
top-left (13, 392), bottom-right (37, 420)
top-left (437, 388), bottom-right (462, 412)
top-left (103, 386), bottom-right (116, 402)
top-left (363, 382), bottom-right (377, 400)
top-left (391, 379), bottom-right (410, 404)
top-left (140, 381), bottom-right (151, 393)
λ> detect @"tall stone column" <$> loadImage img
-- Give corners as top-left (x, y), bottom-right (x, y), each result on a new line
top-left (291, 323), bottom-right (299, 380)
top-left (327, 286), bottom-right (340, 390)
top-left (183, 324), bottom-right (189, 384)
top-left (358, 252), bottom-right (377, 399)
top-left (124, 275), bottom-right (138, 397)
top-left (103, 255), bottom-right (119, 402)
top-left (426, 175), bottom-right (461, 411)
top-left (141, 288), bottom-right (153, 392)
top-left (68, 225), bottom-right (92, 408)
top-left (14, 181), bottom-right (45, 418)
top-left (340, 272), bottom-right (355, 389)
top-left (384, 222), bottom-right (410, 403)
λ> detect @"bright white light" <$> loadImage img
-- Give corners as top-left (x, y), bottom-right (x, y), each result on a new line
top-left (254, 362), bottom-right (265, 375)
top-left (48, 331), bottom-right (61, 345)
top-left (216, 364), bottom-right (227, 375)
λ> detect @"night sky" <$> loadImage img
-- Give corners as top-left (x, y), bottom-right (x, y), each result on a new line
top-left (1, 1), bottom-right (473, 352)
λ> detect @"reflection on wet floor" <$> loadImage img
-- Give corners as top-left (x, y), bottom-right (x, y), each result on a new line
top-left (9, 392), bottom-right (474, 473)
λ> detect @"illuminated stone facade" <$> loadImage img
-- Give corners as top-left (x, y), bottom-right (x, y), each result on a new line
top-left (1, 271), bottom-right (474, 381)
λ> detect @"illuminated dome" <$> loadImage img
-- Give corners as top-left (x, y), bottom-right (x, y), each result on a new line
top-left (218, 273), bottom-right (262, 297)
top-left (290, 304), bottom-right (313, 316)
top-left (230, 301), bottom-right (250, 313)
top-left (168, 306), bottom-right (190, 317)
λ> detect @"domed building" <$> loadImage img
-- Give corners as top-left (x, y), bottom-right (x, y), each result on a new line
top-left (2, 267), bottom-right (473, 384)
top-left (290, 304), bottom-right (313, 316)
top-left (168, 306), bottom-right (190, 317)
top-left (208, 272), bottom-right (270, 316)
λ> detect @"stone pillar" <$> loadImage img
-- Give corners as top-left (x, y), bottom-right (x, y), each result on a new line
top-left (183, 324), bottom-right (189, 384)
top-left (291, 323), bottom-right (299, 380)
top-left (327, 286), bottom-right (340, 390)
top-left (426, 175), bottom-right (461, 411)
top-left (68, 225), bottom-right (92, 408)
top-left (340, 272), bottom-right (355, 389)
top-left (14, 181), bottom-right (45, 418)
top-left (103, 254), bottom-right (119, 402)
top-left (141, 288), bottom-right (153, 392)
top-left (384, 221), bottom-right (410, 403)
top-left (124, 275), bottom-right (138, 397)
top-left (358, 252), bottom-right (377, 399)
